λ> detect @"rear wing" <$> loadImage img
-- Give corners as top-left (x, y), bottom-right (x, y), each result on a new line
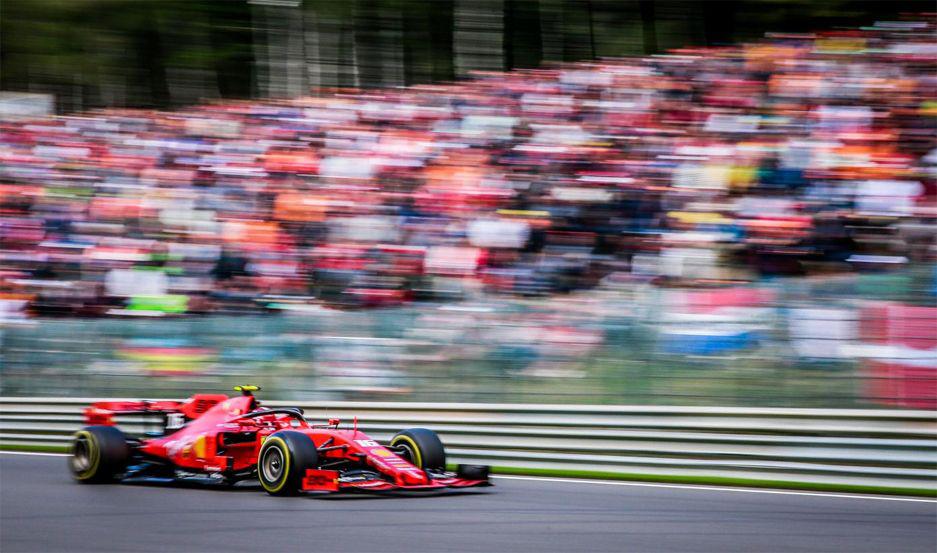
top-left (83, 400), bottom-right (184, 426)
top-left (83, 394), bottom-right (230, 431)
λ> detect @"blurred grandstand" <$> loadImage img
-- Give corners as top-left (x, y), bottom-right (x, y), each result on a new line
top-left (0, 17), bottom-right (934, 407)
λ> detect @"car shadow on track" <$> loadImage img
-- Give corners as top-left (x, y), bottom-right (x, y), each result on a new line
top-left (121, 480), bottom-right (493, 500)
top-left (122, 480), bottom-right (259, 492)
top-left (313, 490), bottom-right (492, 501)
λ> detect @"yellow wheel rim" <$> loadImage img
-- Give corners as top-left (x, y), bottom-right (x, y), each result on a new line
top-left (391, 435), bottom-right (423, 468)
top-left (71, 430), bottom-right (101, 480)
top-left (258, 437), bottom-right (291, 493)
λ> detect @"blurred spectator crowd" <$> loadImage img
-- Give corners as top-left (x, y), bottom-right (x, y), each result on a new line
top-left (1, 19), bottom-right (934, 318)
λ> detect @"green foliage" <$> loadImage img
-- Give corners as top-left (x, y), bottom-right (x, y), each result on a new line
top-left (1, 1), bottom-right (932, 109)
top-left (483, 465), bottom-right (937, 497)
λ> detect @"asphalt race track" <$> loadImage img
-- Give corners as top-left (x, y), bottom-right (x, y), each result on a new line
top-left (1, 453), bottom-right (934, 553)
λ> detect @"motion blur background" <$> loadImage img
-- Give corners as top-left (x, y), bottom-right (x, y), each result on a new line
top-left (0, 0), bottom-right (934, 407)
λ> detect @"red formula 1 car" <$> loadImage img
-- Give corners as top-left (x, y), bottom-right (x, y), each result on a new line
top-left (69, 386), bottom-right (490, 495)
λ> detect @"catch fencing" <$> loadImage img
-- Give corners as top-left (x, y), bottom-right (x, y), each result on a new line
top-left (2, 268), bottom-right (934, 408)
top-left (2, 397), bottom-right (934, 491)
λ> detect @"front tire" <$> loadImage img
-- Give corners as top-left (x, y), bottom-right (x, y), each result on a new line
top-left (257, 431), bottom-right (318, 496)
top-left (70, 426), bottom-right (129, 483)
top-left (390, 428), bottom-right (446, 470)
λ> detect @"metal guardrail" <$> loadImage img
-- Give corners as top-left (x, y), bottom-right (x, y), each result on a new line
top-left (1, 398), bottom-right (935, 490)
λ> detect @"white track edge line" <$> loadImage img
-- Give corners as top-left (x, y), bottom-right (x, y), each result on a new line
top-left (492, 475), bottom-right (937, 503)
top-left (0, 451), bottom-right (68, 457)
top-left (3, 451), bottom-right (933, 503)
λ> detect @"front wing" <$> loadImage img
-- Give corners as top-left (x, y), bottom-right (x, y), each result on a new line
top-left (302, 466), bottom-right (492, 493)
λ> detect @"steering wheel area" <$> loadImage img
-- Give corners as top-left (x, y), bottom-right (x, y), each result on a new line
top-left (229, 407), bottom-right (308, 429)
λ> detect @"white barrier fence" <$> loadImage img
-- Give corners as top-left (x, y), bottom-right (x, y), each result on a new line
top-left (2, 398), bottom-right (935, 490)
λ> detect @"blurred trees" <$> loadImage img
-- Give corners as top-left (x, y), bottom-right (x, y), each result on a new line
top-left (1, 0), bottom-right (255, 110)
top-left (1, 0), bottom-right (930, 111)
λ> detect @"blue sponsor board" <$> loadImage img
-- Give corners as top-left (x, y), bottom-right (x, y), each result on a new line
top-left (659, 328), bottom-right (761, 355)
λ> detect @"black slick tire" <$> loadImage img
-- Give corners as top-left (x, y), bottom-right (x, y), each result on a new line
top-left (390, 428), bottom-right (446, 470)
top-left (70, 426), bottom-right (130, 483)
top-left (257, 431), bottom-right (318, 496)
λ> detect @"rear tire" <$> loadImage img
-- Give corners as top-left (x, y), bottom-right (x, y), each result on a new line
top-left (257, 431), bottom-right (318, 496)
top-left (70, 426), bottom-right (129, 483)
top-left (390, 428), bottom-right (446, 470)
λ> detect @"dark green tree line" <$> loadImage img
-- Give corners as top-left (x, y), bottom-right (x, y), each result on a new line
top-left (0, 0), bottom-right (929, 111)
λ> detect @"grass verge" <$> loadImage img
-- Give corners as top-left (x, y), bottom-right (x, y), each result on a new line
top-left (0, 444), bottom-right (69, 454)
top-left (449, 464), bottom-right (937, 498)
top-left (488, 466), bottom-right (937, 498)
